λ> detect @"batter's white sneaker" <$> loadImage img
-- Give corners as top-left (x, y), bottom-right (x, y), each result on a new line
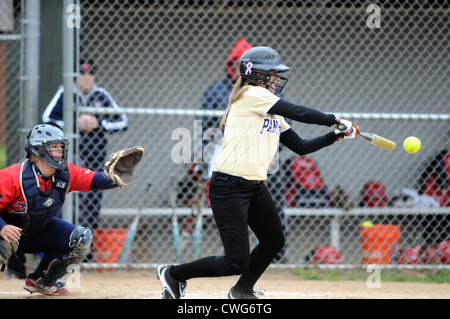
top-left (156, 264), bottom-right (187, 299)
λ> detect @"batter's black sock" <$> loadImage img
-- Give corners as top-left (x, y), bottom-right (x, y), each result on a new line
top-left (170, 256), bottom-right (219, 281)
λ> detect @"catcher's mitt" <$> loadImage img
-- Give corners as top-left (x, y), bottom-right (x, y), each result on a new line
top-left (1, 238), bottom-right (19, 271)
top-left (104, 146), bottom-right (144, 187)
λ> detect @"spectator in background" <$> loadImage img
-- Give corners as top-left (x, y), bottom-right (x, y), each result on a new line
top-left (42, 60), bottom-right (128, 230)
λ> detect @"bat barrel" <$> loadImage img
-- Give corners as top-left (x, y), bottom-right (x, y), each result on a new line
top-left (359, 131), bottom-right (395, 151)
top-left (372, 134), bottom-right (396, 151)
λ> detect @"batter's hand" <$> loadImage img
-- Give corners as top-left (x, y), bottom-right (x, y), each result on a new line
top-left (0, 225), bottom-right (22, 242)
top-left (335, 124), bottom-right (360, 141)
top-left (334, 117), bottom-right (360, 141)
top-left (333, 117), bottom-right (353, 134)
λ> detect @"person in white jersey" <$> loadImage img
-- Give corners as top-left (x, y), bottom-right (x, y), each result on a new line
top-left (157, 46), bottom-right (360, 299)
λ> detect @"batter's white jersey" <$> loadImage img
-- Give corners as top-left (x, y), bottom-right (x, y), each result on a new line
top-left (213, 85), bottom-right (290, 181)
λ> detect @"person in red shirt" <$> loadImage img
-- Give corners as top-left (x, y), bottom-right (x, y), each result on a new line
top-left (0, 124), bottom-right (123, 295)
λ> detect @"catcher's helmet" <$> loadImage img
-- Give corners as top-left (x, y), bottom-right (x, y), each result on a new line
top-left (25, 124), bottom-right (69, 171)
top-left (239, 46), bottom-right (289, 95)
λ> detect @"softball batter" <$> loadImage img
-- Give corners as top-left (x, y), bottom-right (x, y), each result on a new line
top-left (157, 46), bottom-right (359, 299)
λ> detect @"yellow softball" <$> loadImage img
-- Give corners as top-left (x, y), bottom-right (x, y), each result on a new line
top-left (403, 136), bottom-right (421, 154)
top-left (361, 220), bottom-right (374, 228)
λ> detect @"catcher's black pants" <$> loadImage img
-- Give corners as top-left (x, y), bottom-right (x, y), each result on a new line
top-left (170, 171), bottom-right (285, 293)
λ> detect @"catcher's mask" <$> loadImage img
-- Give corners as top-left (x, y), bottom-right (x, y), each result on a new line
top-left (239, 46), bottom-right (290, 95)
top-left (25, 124), bottom-right (69, 171)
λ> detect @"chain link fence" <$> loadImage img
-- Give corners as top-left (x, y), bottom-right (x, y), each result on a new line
top-left (3, 1), bottom-right (450, 269)
top-left (0, 0), bottom-right (22, 170)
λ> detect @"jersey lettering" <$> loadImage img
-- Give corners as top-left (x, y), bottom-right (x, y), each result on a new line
top-left (259, 118), bottom-right (281, 136)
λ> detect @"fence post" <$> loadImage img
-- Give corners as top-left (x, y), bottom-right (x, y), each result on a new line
top-left (61, 0), bottom-right (76, 224)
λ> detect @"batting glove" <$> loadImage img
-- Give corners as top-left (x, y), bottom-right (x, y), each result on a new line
top-left (333, 117), bottom-right (353, 133)
top-left (335, 124), bottom-right (360, 141)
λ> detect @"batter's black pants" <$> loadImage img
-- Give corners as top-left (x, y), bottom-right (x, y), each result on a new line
top-left (170, 171), bottom-right (285, 293)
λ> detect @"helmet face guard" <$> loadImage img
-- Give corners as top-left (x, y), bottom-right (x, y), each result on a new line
top-left (239, 46), bottom-right (290, 95)
top-left (25, 124), bottom-right (69, 171)
top-left (248, 70), bottom-right (289, 95)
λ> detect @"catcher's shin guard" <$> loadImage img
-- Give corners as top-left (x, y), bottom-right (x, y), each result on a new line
top-left (38, 226), bottom-right (92, 286)
top-left (68, 225), bottom-right (93, 260)
top-left (36, 258), bottom-right (75, 288)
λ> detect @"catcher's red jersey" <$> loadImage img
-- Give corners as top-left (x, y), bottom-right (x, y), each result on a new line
top-left (0, 162), bottom-right (96, 214)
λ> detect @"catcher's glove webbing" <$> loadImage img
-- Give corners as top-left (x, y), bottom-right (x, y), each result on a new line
top-left (104, 146), bottom-right (144, 187)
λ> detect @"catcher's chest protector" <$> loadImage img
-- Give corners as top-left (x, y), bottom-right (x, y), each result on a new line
top-left (18, 161), bottom-right (69, 235)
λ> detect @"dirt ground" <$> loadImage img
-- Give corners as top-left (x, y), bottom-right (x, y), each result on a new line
top-left (1, 268), bottom-right (449, 299)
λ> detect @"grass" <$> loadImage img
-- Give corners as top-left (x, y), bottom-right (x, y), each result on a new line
top-left (292, 267), bottom-right (450, 284)
top-left (0, 144), bottom-right (5, 169)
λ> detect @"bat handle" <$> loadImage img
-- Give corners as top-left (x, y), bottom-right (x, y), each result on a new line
top-left (337, 122), bottom-right (347, 132)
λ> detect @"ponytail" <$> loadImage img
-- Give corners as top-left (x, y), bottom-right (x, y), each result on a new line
top-left (220, 77), bottom-right (248, 130)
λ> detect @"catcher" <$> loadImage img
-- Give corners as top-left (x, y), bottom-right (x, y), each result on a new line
top-left (0, 124), bottom-right (143, 295)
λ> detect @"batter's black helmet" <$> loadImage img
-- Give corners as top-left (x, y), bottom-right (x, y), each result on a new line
top-left (25, 124), bottom-right (69, 171)
top-left (239, 46), bottom-right (289, 94)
